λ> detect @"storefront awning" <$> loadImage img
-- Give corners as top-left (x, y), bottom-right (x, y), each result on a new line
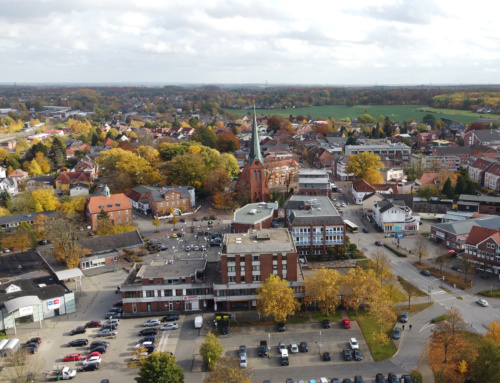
top-left (4, 296), bottom-right (41, 313)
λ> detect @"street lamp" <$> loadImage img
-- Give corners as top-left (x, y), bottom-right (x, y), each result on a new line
top-left (319, 331), bottom-right (322, 355)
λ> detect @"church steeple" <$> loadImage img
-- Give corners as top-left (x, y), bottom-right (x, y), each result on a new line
top-left (249, 104), bottom-right (263, 165)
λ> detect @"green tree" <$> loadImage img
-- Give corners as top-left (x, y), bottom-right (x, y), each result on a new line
top-left (162, 154), bottom-right (208, 189)
top-left (423, 114), bottom-right (436, 128)
top-left (256, 275), bottom-right (300, 323)
top-left (135, 352), bottom-right (184, 383)
top-left (441, 177), bottom-right (454, 198)
top-left (192, 125), bottom-right (216, 148)
top-left (357, 114), bottom-right (376, 123)
top-left (465, 180), bottom-right (477, 195)
top-left (200, 333), bottom-right (224, 372)
top-left (0, 190), bottom-right (12, 211)
top-left (470, 338), bottom-right (500, 382)
top-left (346, 136), bottom-right (357, 145)
top-left (455, 174), bottom-right (467, 195)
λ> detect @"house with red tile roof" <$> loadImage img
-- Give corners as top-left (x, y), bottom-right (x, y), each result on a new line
top-left (468, 158), bottom-right (497, 184)
top-left (55, 171), bottom-right (92, 193)
top-left (416, 173), bottom-right (441, 187)
top-left (103, 137), bottom-right (114, 147)
top-left (85, 186), bottom-right (133, 229)
top-left (8, 169), bottom-right (28, 183)
top-left (484, 163), bottom-right (500, 192)
top-left (463, 225), bottom-right (500, 274)
top-left (351, 179), bottom-right (396, 204)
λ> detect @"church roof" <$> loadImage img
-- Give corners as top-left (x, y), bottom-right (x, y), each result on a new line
top-left (249, 106), bottom-right (264, 165)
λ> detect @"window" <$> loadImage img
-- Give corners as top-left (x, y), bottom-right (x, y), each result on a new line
top-left (118, 211), bottom-right (121, 216)
top-left (252, 265), bottom-right (260, 271)
top-left (125, 292), bottom-right (136, 298)
top-left (146, 291), bottom-right (155, 297)
top-left (253, 275), bottom-right (260, 282)
top-left (228, 267), bottom-right (235, 272)
top-left (252, 256), bottom-right (259, 261)
top-left (228, 276), bottom-right (236, 283)
top-left (164, 290), bottom-right (173, 296)
top-left (240, 266), bottom-right (245, 272)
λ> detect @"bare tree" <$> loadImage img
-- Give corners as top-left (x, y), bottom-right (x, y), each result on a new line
top-left (461, 258), bottom-right (476, 282)
top-left (446, 307), bottom-right (466, 341)
top-left (435, 254), bottom-right (450, 272)
top-left (431, 320), bottom-right (455, 363)
top-left (0, 349), bottom-right (45, 383)
top-left (415, 241), bottom-right (429, 265)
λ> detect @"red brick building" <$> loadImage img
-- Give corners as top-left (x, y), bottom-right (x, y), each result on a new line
top-left (463, 226), bottom-right (500, 276)
top-left (147, 186), bottom-right (193, 217)
top-left (85, 186), bottom-right (133, 229)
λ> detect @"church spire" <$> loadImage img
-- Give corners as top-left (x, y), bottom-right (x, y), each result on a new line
top-left (249, 104), bottom-right (264, 165)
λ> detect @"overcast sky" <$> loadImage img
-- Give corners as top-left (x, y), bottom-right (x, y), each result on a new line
top-left (1, 0), bottom-right (499, 85)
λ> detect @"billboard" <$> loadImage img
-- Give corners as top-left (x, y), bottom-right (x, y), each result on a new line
top-left (19, 306), bottom-right (33, 317)
top-left (396, 232), bottom-right (405, 239)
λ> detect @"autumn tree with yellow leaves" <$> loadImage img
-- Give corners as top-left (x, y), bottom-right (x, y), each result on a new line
top-left (303, 268), bottom-right (342, 315)
top-left (256, 275), bottom-right (300, 323)
top-left (346, 152), bottom-right (385, 184)
top-left (204, 357), bottom-right (253, 383)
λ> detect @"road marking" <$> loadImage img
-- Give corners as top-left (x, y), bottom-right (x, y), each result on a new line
top-left (420, 322), bottom-right (436, 332)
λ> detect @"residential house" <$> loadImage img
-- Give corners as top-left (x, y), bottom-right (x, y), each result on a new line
top-left (55, 171), bottom-right (92, 193)
top-left (69, 183), bottom-right (89, 197)
top-left (284, 195), bottom-right (345, 257)
top-left (85, 186), bottom-right (133, 229)
top-left (464, 129), bottom-right (500, 148)
top-left (125, 185), bottom-right (159, 214)
top-left (432, 146), bottom-right (471, 166)
top-left (0, 140), bottom-right (16, 150)
top-left (381, 168), bottom-right (405, 182)
top-left (463, 226), bottom-right (500, 276)
top-left (24, 176), bottom-right (56, 193)
top-left (73, 157), bottom-right (98, 179)
top-left (307, 147), bottom-right (334, 168)
top-left (147, 186), bottom-right (194, 218)
top-left (0, 167), bottom-right (5, 178)
top-left (333, 156), bottom-right (355, 181)
top-left (0, 211), bottom-right (56, 231)
top-left (484, 163), bottom-right (500, 192)
top-left (416, 173), bottom-right (441, 188)
top-left (8, 169), bottom-right (28, 183)
top-left (372, 200), bottom-right (420, 233)
top-left (351, 179), bottom-right (395, 204)
top-left (468, 158), bottom-right (497, 184)
top-left (0, 178), bottom-right (18, 195)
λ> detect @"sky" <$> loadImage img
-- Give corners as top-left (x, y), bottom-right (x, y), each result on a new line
top-left (1, 0), bottom-right (500, 85)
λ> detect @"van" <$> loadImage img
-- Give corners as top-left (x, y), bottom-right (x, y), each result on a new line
top-left (2, 338), bottom-right (20, 356)
top-left (280, 349), bottom-right (289, 366)
top-left (194, 316), bottom-right (203, 329)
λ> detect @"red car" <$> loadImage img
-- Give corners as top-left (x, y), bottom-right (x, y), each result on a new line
top-left (445, 249), bottom-right (456, 255)
top-left (85, 351), bottom-right (102, 359)
top-left (85, 320), bottom-right (101, 328)
top-left (113, 300), bottom-right (123, 307)
top-left (342, 319), bottom-right (351, 329)
top-left (63, 353), bottom-right (82, 362)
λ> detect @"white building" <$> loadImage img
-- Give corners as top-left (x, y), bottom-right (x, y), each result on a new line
top-left (372, 200), bottom-right (420, 233)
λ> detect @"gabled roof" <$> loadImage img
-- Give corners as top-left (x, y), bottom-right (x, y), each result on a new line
top-left (8, 169), bottom-right (28, 177)
top-left (465, 226), bottom-right (500, 246)
top-left (352, 179), bottom-right (375, 193)
top-left (469, 158), bottom-right (497, 170)
top-left (469, 129), bottom-right (500, 142)
top-left (434, 146), bottom-right (471, 156)
top-left (87, 193), bottom-right (131, 214)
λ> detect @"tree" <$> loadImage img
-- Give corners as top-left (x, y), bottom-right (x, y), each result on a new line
top-left (431, 320), bottom-right (454, 363)
top-left (446, 307), bottom-right (466, 341)
top-left (357, 114), bottom-right (376, 123)
top-left (470, 338), bottom-right (500, 383)
top-left (465, 180), bottom-right (477, 195)
top-left (215, 132), bottom-right (240, 153)
top-left (303, 268), bottom-right (342, 315)
top-left (455, 174), bottom-right (467, 195)
top-left (162, 154), bottom-right (208, 189)
top-left (1, 229), bottom-right (33, 251)
top-left (485, 322), bottom-right (500, 344)
top-left (204, 357), bottom-right (253, 383)
top-left (417, 185), bottom-right (439, 200)
top-left (341, 268), bottom-right (381, 314)
top-left (135, 352), bottom-right (184, 383)
top-left (256, 275), bottom-right (300, 323)
top-left (0, 206), bottom-right (9, 217)
top-left (346, 136), bottom-right (357, 145)
top-left (49, 213), bottom-right (90, 268)
top-left (152, 218), bottom-right (161, 232)
top-left (200, 333), bottom-right (224, 372)
top-left (423, 114), bottom-right (436, 128)
top-left (441, 177), bottom-right (454, 199)
top-left (461, 258), bottom-right (476, 282)
top-left (25, 159), bottom-right (43, 176)
top-left (0, 348), bottom-right (45, 383)
top-left (192, 125), bottom-right (216, 148)
top-left (266, 116), bottom-right (282, 132)
top-left (33, 214), bottom-right (50, 240)
top-left (346, 152), bottom-right (385, 183)
top-left (170, 215), bottom-right (178, 229)
top-left (367, 251), bottom-right (393, 283)
top-left (0, 190), bottom-right (12, 211)
top-left (31, 189), bottom-right (59, 212)
top-left (415, 241), bottom-right (429, 264)
top-left (399, 276), bottom-right (421, 310)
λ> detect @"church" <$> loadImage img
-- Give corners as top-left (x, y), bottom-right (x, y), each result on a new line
top-left (236, 107), bottom-right (271, 203)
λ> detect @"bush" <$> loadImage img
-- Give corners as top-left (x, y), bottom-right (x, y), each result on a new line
top-left (384, 244), bottom-right (407, 258)
top-left (123, 248), bottom-right (134, 256)
top-left (432, 315), bottom-right (447, 323)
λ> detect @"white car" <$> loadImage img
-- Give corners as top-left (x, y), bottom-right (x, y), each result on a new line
top-left (341, 202), bottom-right (347, 207)
top-left (239, 356), bottom-right (247, 368)
top-left (160, 323), bottom-right (179, 331)
top-left (289, 343), bottom-right (299, 353)
top-left (349, 337), bottom-right (359, 350)
top-left (477, 299), bottom-right (489, 307)
top-left (319, 379), bottom-right (328, 383)
top-left (82, 356), bottom-right (101, 366)
top-left (135, 341), bottom-right (154, 349)
top-left (143, 319), bottom-right (161, 327)
top-left (104, 319), bottom-right (120, 326)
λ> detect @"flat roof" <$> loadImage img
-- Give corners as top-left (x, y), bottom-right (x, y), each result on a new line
top-left (299, 178), bottom-right (330, 185)
top-left (233, 202), bottom-right (277, 224)
top-left (137, 259), bottom-right (207, 279)
top-left (286, 196), bottom-right (343, 225)
top-left (299, 170), bottom-right (328, 177)
top-left (224, 229), bottom-right (295, 254)
top-left (460, 194), bottom-right (500, 204)
top-left (0, 250), bottom-right (46, 279)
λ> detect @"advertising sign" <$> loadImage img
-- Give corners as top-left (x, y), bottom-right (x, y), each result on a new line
top-left (48, 298), bottom-right (60, 310)
top-left (19, 306), bottom-right (33, 317)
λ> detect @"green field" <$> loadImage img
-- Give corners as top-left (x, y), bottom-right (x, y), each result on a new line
top-left (224, 105), bottom-right (500, 124)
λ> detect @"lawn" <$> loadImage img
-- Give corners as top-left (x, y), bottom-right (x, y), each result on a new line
top-left (396, 302), bottom-right (434, 313)
top-left (413, 263), bottom-right (471, 290)
top-left (224, 104), bottom-right (498, 124)
top-left (478, 289), bottom-right (500, 298)
top-left (311, 310), bottom-right (342, 322)
top-left (397, 276), bottom-right (428, 297)
top-left (348, 309), bottom-right (398, 361)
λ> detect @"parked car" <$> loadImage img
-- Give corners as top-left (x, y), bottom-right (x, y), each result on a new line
top-left (220, 325), bottom-right (228, 335)
top-left (101, 324), bottom-right (117, 331)
top-left (322, 319), bottom-right (331, 328)
top-left (137, 336), bottom-right (156, 345)
top-left (353, 376), bottom-right (364, 383)
top-left (143, 319), bottom-right (161, 327)
top-left (113, 300), bottom-right (123, 307)
top-left (104, 312), bottom-right (121, 319)
top-left (161, 314), bottom-right (180, 322)
top-left (400, 375), bottom-right (413, 383)
top-left (63, 353), bottom-right (81, 362)
top-left (349, 338), bottom-right (359, 350)
top-left (239, 355), bottom-right (247, 368)
top-left (353, 349), bottom-right (362, 361)
top-left (331, 379), bottom-right (341, 383)
top-left (238, 345), bottom-right (247, 357)
top-left (70, 326), bottom-right (86, 335)
top-left (362, 228), bottom-right (369, 233)
top-left (279, 342), bottom-right (286, 352)
top-left (108, 307), bottom-right (122, 314)
top-left (160, 323), bottom-right (178, 331)
top-left (399, 312), bottom-right (409, 323)
top-left (82, 356), bottom-right (101, 366)
top-left (343, 349), bottom-right (352, 361)
top-left (80, 363), bottom-right (100, 372)
top-left (90, 346), bottom-right (107, 354)
top-left (299, 341), bottom-right (308, 352)
top-left (387, 373), bottom-right (399, 383)
top-left (103, 319), bottom-right (120, 327)
top-left (85, 351), bottom-right (101, 359)
top-left (342, 379), bottom-right (352, 383)
top-left (322, 352), bottom-right (331, 361)
top-left (420, 270), bottom-right (431, 276)
top-left (392, 327), bottom-right (402, 340)
top-left (139, 328), bottom-right (158, 336)
top-left (27, 337), bottom-right (41, 344)
top-left (289, 343), bottom-right (299, 353)
top-left (68, 339), bottom-right (88, 347)
top-left (97, 329), bottom-right (117, 337)
top-left (90, 341), bottom-right (109, 349)
top-left (375, 373), bottom-right (387, 383)
top-left (85, 320), bottom-right (101, 328)
top-left (477, 299), bottom-right (489, 307)
top-left (375, 241), bottom-right (383, 246)
top-left (342, 319), bottom-right (351, 329)
top-left (135, 341), bottom-right (154, 349)
top-left (278, 323), bottom-right (286, 332)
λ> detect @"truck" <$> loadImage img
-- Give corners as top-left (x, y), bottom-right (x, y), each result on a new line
top-left (194, 316), bottom-right (203, 329)
top-left (46, 366), bottom-right (77, 381)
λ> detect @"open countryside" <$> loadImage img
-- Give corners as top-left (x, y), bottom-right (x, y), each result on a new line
top-left (226, 104), bottom-right (500, 124)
